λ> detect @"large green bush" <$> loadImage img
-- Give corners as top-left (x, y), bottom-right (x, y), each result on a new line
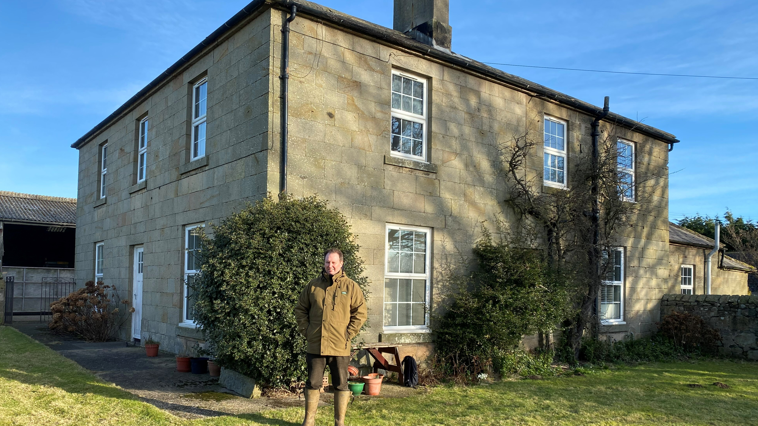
top-left (434, 230), bottom-right (572, 375)
top-left (190, 195), bottom-right (367, 388)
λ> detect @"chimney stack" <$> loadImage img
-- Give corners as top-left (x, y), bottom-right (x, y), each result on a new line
top-left (394, 0), bottom-right (453, 50)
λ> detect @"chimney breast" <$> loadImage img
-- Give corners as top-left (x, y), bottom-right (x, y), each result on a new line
top-left (393, 0), bottom-right (452, 50)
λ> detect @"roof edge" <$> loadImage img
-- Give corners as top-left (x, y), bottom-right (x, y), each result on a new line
top-left (0, 191), bottom-right (77, 204)
top-left (72, 0), bottom-right (679, 150)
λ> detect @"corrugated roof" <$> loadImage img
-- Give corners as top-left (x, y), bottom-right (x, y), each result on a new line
top-left (0, 191), bottom-right (76, 226)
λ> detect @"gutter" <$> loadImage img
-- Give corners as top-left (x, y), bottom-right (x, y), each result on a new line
top-left (71, 0), bottom-right (680, 150)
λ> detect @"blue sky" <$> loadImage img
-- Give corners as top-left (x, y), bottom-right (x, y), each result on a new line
top-left (1, 0), bottom-right (756, 221)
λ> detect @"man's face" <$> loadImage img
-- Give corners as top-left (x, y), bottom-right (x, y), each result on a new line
top-left (324, 253), bottom-right (343, 276)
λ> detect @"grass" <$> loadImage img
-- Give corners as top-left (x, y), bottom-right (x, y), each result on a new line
top-left (2, 325), bottom-right (758, 425)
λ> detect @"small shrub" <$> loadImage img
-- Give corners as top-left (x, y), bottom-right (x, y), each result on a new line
top-left (434, 230), bottom-right (572, 377)
top-left (579, 334), bottom-right (686, 364)
top-left (49, 281), bottom-right (129, 342)
top-left (494, 348), bottom-right (558, 377)
top-left (192, 195), bottom-right (368, 388)
top-left (658, 312), bottom-right (721, 354)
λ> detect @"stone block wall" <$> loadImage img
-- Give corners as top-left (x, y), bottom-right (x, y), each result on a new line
top-left (74, 10), bottom-right (274, 352)
top-left (661, 294), bottom-right (758, 360)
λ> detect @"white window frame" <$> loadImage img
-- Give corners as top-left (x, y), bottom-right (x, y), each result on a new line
top-left (182, 223), bottom-right (204, 325)
top-left (137, 117), bottom-right (148, 183)
top-left (100, 144), bottom-right (108, 199)
top-left (600, 247), bottom-right (624, 325)
top-left (390, 70), bottom-right (428, 163)
top-left (383, 224), bottom-right (432, 333)
top-left (95, 242), bottom-right (104, 282)
top-left (681, 265), bottom-right (694, 295)
top-left (543, 116), bottom-right (568, 189)
top-left (191, 78), bottom-right (207, 161)
top-left (617, 139), bottom-right (635, 202)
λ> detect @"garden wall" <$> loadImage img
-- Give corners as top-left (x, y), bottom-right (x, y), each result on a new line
top-left (661, 294), bottom-right (758, 360)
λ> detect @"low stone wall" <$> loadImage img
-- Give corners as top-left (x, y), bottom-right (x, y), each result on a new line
top-left (661, 294), bottom-right (758, 360)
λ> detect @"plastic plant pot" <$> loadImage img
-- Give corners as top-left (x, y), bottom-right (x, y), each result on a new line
top-left (361, 373), bottom-right (383, 396)
top-left (190, 357), bottom-right (209, 374)
top-left (348, 382), bottom-right (364, 396)
top-left (176, 356), bottom-right (191, 372)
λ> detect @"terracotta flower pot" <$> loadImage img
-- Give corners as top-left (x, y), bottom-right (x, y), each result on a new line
top-left (361, 373), bottom-right (383, 396)
top-left (176, 356), bottom-right (191, 372)
top-left (208, 360), bottom-right (221, 377)
top-left (145, 344), bottom-right (159, 357)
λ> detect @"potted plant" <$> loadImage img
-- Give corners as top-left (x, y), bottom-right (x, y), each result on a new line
top-left (207, 359), bottom-right (221, 377)
top-left (176, 351), bottom-right (191, 373)
top-left (144, 337), bottom-right (159, 357)
top-left (361, 373), bottom-right (383, 396)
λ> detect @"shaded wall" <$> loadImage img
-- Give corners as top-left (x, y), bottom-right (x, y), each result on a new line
top-left (2, 224), bottom-right (75, 268)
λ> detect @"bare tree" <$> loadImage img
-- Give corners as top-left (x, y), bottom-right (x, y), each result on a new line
top-left (499, 109), bottom-right (665, 359)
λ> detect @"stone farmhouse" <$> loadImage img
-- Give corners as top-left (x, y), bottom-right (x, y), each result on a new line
top-left (72, 0), bottom-right (686, 355)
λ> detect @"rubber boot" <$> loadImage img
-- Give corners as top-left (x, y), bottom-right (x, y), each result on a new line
top-left (301, 388), bottom-right (320, 426)
top-left (333, 390), bottom-right (351, 426)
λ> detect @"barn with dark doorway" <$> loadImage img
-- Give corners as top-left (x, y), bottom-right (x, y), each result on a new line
top-left (0, 191), bottom-right (76, 323)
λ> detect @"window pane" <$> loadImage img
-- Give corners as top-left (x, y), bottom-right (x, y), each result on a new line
top-left (412, 122), bottom-right (423, 140)
top-left (391, 93), bottom-right (401, 109)
top-left (412, 99), bottom-right (423, 115)
top-left (414, 231), bottom-right (426, 252)
top-left (186, 274), bottom-right (197, 321)
top-left (400, 231), bottom-right (414, 252)
top-left (384, 303), bottom-right (397, 326)
top-left (411, 303), bottom-right (426, 325)
top-left (413, 81), bottom-right (423, 99)
top-left (388, 229), bottom-right (400, 250)
top-left (392, 75), bottom-right (402, 92)
top-left (391, 135), bottom-right (401, 152)
top-left (397, 303), bottom-right (411, 326)
top-left (402, 95), bottom-right (412, 112)
top-left (413, 253), bottom-right (425, 273)
top-left (384, 278), bottom-right (398, 302)
top-left (401, 137), bottom-right (412, 154)
top-left (398, 279), bottom-right (412, 302)
top-left (412, 279), bottom-right (426, 302)
top-left (102, 146), bottom-right (107, 169)
top-left (412, 140), bottom-right (422, 157)
top-left (402, 78), bottom-right (413, 96)
top-left (399, 252), bottom-right (413, 273)
top-left (387, 251), bottom-right (399, 273)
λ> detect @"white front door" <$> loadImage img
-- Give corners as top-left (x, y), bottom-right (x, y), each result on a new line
top-left (132, 246), bottom-right (144, 340)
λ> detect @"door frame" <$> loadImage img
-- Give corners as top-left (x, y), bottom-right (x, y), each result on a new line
top-left (131, 246), bottom-right (144, 340)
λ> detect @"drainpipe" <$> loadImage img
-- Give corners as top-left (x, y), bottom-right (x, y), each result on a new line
top-left (705, 221), bottom-right (720, 294)
top-left (590, 97), bottom-right (610, 256)
top-left (279, 5), bottom-right (297, 195)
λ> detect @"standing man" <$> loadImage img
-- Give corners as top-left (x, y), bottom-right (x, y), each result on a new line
top-left (295, 248), bottom-right (367, 426)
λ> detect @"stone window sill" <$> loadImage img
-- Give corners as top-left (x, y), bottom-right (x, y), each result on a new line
top-left (378, 331), bottom-right (433, 344)
top-left (180, 156), bottom-right (209, 175)
top-left (176, 322), bottom-right (204, 340)
top-left (384, 155), bottom-right (438, 173)
top-left (94, 197), bottom-right (107, 208)
top-left (128, 181), bottom-right (147, 194)
top-left (600, 322), bottom-right (629, 333)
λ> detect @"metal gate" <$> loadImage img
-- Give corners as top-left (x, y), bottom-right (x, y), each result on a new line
top-left (4, 276), bottom-right (13, 324)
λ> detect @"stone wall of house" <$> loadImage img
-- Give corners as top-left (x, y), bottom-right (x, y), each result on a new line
top-left (668, 244), bottom-right (749, 295)
top-left (74, 10), bottom-right (274, 353)
top-left (661, 294), bottom-right (758, 360)
top-left (268, 9), bottom-right (671, 352)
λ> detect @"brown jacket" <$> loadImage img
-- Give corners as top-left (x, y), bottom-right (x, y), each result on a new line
top-left (295, 270), bottom-right (367, 356)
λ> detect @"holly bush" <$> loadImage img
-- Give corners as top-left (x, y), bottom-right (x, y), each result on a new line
top-left (190, 195), bottom-right (367, 388)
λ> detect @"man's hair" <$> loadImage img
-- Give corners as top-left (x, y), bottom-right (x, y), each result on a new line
top-left (324, 248), bottom-right (343, 262)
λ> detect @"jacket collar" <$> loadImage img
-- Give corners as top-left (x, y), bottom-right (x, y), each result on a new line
top-left (322, 269), bottom-right (345, 285)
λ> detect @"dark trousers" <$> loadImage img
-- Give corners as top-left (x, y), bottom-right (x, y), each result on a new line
top-left (306, 353), bottom-right (350, 391)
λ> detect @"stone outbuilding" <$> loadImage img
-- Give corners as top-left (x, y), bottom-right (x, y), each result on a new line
top-left (0, 191), bottom-right (76, 323)
top-left (70, 0), bottom-right (680, 356)
top-left (668, 222), bottom-right (753, 296)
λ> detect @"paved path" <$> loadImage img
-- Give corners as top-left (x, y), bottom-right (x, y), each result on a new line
top-left (11, 322), bottom-right (420, 421)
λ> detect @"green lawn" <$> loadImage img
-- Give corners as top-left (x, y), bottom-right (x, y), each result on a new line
top-left (2, 325), bottom-right (758, 425)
